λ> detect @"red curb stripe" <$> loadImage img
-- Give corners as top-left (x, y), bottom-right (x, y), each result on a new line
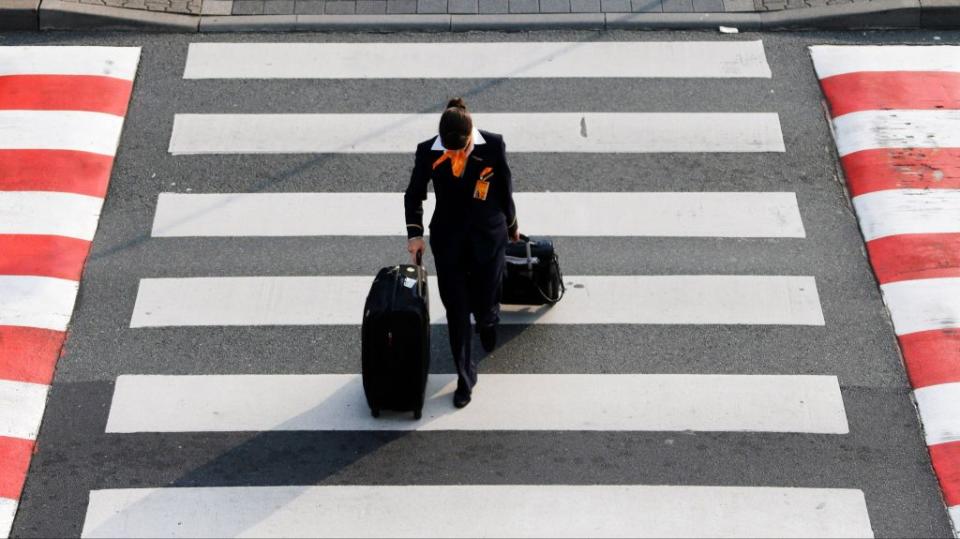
top-left (0, 150), bottom-right (114, 198)
top-left (821, 71), bottom-right (960, 118)
top-left (0, 75), bottom-right (133, 117)
top-left (900, 330), bottom-right (960, 390)
top-left (930, 440), bottom-right (960, 507)
top-left (0, 436), bottom-right (34, 501)
top-left (0, 326), bottom-right (66, 386)
top-left (841, 148), bottom-right (960, 198)
top-left (0, 235), bottom-right (91, 281)
top-left (866, 233), bottom-right (960, 285)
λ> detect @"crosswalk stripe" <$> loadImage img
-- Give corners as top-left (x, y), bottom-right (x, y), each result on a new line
top-left (105, 374), bottom-right (848, 433)
top-left (810, 45), bottom-right (960, 79)
top-left (0, 46), bottom-right (141, 80)
top-left (915, 382), bottom-right (960, 446)
top-left (852, 189), bottom-right (960, 241)
top-left (880, 277), bottom-right (960, 336)
top-left (0, 380), bottom-right (49, 440)
top-left (0, 111), bottom-right (125, 156)
top-left (0, 276), bottom-right (80, 332)
top-left (0, 192), bottom-right (104, 241)
top-left (151, 192), bottom-right (805, 238)
top-left (129, 275), bottom-right (824, 327)
top-left (80, 485), bottom-right (873, 538)
top-left (0, 498), bottom-right (15, 539)
top-left (832, 110), bottom-right (960, 157)
top-left (183, 41), bottom-right (772, 79)
top-left (168, 113), bottom-right (786, 155)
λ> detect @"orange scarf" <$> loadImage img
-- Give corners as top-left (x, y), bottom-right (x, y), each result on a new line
top-left (432, 135), bottom-right (473, 178)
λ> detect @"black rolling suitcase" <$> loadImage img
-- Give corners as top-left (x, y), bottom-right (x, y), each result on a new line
top-left (502, 235), bottom-right (565, 306)
top-left (361, 253), bottom-right (430, 420)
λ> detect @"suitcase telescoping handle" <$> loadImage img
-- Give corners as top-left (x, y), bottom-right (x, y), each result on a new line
top-left (416, 250), bottom-right (423, 267)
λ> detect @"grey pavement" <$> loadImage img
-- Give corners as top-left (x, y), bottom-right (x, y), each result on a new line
top-left (5, 29), bottom-right (958, 538)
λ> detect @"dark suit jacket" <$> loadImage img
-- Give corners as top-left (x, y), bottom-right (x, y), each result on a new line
top-left (404, 129), bottom-right (518, 254)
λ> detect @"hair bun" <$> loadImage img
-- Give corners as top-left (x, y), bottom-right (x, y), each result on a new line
top-left (446, 97), bottom-right (467, 110)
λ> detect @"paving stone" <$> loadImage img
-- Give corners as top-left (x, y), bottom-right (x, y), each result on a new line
top-left (508, 0), bottom-right (538, 11)
top-left (478, 0), bottom-right (507, 11)
top-left (721, 0), bottom-right (752, 10)
top-left (539, 0), bottom-right (569, 11)
top-left (294, 0), bottom-right (324, 12)
top-left (601, 0), bottom-right (629, 9)
top-left (631, 0), bottom-right (662, 10)
top-left (232, 0), bottom-right (263, 12)
top-left (570, 0), bottom-right (598, 10)
top-left (692, 0), bottom-right (721, 9)
top-left (263, 0), bottom-right (294, 12)
top-left (661, 0), bottom-right (691, 10)
top-left (417, 0), bottom-right (446, 12)
top-left (448, 0), bottom-right (477, 11)
top-left (386, 0), bottom-right (416, 11)
top-left (356, 0), bottom-right (386, 11)
top-left (324, 0), bottom-right (354, 11)
top-left (201, 0), bottom-right (233, 14)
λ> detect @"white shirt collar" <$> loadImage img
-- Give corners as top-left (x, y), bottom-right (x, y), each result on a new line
top-left (431, 127), bottom-right (485, 151)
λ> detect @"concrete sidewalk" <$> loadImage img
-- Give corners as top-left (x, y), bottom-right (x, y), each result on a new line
top-left (0, 0), bottom-right (958, 40)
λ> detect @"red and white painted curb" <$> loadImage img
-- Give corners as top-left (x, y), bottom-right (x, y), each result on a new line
top-left (812, 45), bottom-right (960, 535)
top-left (0, 46), bottom-right (140, 537)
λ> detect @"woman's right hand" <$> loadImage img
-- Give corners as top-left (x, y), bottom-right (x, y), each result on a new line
top-left (408, 237), bottom-right (426, 265)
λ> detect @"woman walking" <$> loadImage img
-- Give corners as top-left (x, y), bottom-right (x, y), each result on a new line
top-left (404, 98), bottom-right (520, 409)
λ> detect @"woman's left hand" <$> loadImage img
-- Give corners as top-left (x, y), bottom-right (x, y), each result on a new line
top-left (509, 229), bottom-right (521, 242)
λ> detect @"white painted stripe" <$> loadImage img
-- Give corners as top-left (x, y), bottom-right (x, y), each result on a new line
top-left (853, 189), bottom-right (960, 241)
top-left (810, 45), bottom-right (960, 79)
top-left (105, 374), bottom-right (848, 434)
top-left (129, 275), bottom-right (824, 327)
top-left (183, 41), bottom-right (772, 79)
top-left (81, 485), bottom-right (873, 538)
top-left (0, 111), bottom-right (125, 156)
top-left (0, 380), bottom-right (49, 440)
top-left (949, 505), bottom-right (960, 537)
top-left (0, 192), bottom-right (104, 241)
top-left (0, 46), bottom-right (140, 80)
top-left (151, 192), bottom-right (805, 238)
top-left (914, 382), bottom-right (960, 446)
top-left (879, 277), bottom-right (960, 336)
top-left (168, 113), bottom-right (785, 155)
top-left (0, 276), bottom-right (80, 332)
top-left (832, 110), bottom-right (960, 157)
top-left (0, 498), bottom-right (16, 539)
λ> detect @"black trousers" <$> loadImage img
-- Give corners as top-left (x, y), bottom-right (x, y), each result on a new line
top-left (430, 229), bottom-right (506, 393)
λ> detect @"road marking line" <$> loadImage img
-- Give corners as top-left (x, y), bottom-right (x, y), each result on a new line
top-left (915, 382), bottom-right (960, 446)
top-left (852, 189), bottom-right (960, 241)
top-left (880, 277), bottom-right (960, 336)
top-left (183, 41), bottom-right (772, 79)
top-left (832, 110), bottom-right (960, 157)
top-left (0, 192), bottom-right (104, 241)
top-left (105, 374), bottom-right (848, 434)
top-left (810, 45), bottom-right (960, 79)
top-left (0, 111), bottom-right (125, 156)
top-left (81, 485), bottom-right (872, 538)
top-left (0, 380), bottom-right (49, 441)
top-left (129, 275), bottom-right (824, 327)
top-left (168, 113), bottom-right (785, 155)
top-left (0, 276), bottom-right (80, 332)
top-left (0, 498), bottom-right (16, 539)
top-left (0, 46), bottom-right (141, 80)
top-left (152, 192), bottom-right (805, 238)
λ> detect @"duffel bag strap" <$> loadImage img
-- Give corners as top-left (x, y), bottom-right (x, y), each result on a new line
top-left (534, 254), bottom-right (565, 304)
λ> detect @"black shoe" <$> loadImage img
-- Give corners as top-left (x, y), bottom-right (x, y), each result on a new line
top-left (453, 388), bottom-right (472, 408)
top-left (479, 324), bottom-right (497, 353)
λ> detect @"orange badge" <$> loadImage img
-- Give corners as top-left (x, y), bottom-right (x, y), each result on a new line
top-left (474, 179), bottom-right (490, 200)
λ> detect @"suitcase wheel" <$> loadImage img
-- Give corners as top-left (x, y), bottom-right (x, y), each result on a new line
top-left (371, 408), bottom-right (380, 418)
top-left (414, 409), bottom-right (423, 420)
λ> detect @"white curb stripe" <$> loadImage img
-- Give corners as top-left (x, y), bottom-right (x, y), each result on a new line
top-left (832, 110), bottom-right (960, 157)
top-left (0, 380), bottom-right (49, 441)
top-left (879, 277), bottom-right (960, 336)
top-left (949, 505), bottom-right (960, 537)
top-left (129, 275), bottom-right (824, 327)
top-left (0, 498), bottom-right (16, 539)
top-left (81, 485), bottom-right (873, 538)
top-left (852, 189), bottom-right (960, 241)
top-left (0, 111), bottom-right (125, 156)
top-left (0, 46), bottom-right (141, 80)
top-left (183, 41), bottom-right (772, 79)
top-left (810, 45), bottom-right (960, 80)
top-left (0, 192), bottom-right (105, 241)
top-left (105, 374), bottom-right (848, 434)
top-left (0, 276), bottom-right (80, 332)
top-left (168, 113), bottom-right (786, 155)
top-left (915, 382), bottom-right (960, 446)
top-left (151, 192), bottom-right (805, 238)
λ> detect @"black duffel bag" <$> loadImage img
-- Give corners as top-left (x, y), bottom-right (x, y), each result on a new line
top-left (501, 235), bottom-right (565, 305)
